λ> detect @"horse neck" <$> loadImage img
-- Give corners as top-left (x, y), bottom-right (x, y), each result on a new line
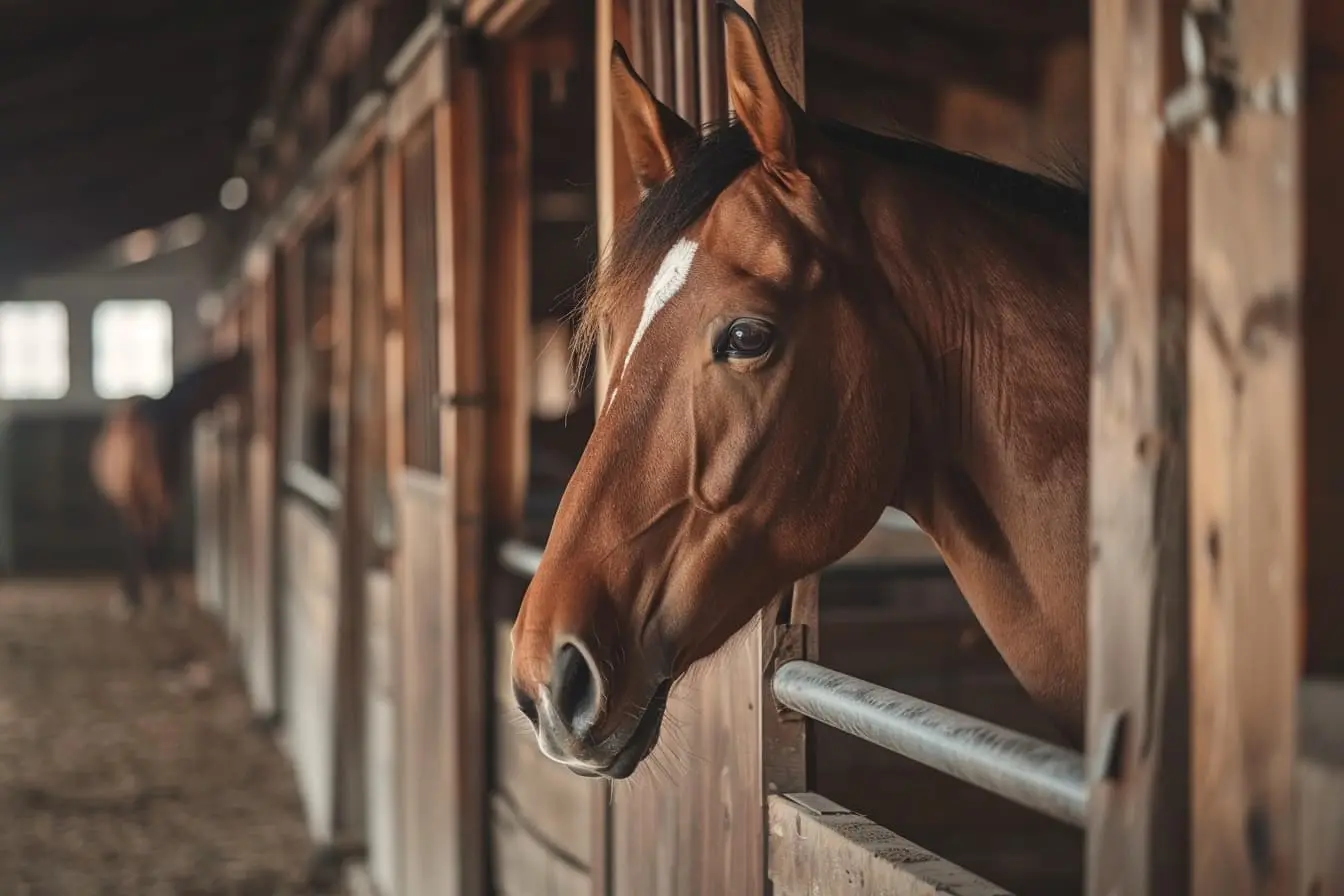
top-left (854, 153), bottom-right (1092, 741)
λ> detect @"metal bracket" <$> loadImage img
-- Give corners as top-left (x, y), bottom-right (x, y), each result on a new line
top-left (1162, 7), bottom-right (1298, 146)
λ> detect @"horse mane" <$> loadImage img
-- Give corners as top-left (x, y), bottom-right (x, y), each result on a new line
top-left (570, 117), bottom-right (1090, 380)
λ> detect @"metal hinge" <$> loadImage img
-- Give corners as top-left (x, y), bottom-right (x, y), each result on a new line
top-left (1162, 6), bottom-right (1299, 146)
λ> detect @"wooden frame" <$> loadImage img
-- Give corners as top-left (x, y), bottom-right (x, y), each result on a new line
top-left (190, 0), bottom-right (1344, 893)
top-left (1086, 0), bottom-right (1190, 892)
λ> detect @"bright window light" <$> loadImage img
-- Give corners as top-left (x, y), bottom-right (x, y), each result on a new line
top-left (92, 299), bottom-right (174, 399)
top-left (0, 302), bottom-right (70, 399)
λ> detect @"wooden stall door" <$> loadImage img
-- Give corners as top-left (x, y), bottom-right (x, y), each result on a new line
top-left (384, 29), bottom-right (489, 896)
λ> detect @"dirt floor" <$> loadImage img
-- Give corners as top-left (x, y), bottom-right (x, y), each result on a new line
top-left (0, 579), bottom-right (341, 896)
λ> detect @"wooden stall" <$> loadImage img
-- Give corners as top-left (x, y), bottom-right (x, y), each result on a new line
top-left (193, 0), bottom-right (1344, 894)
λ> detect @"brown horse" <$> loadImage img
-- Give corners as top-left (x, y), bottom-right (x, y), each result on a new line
top-left (511, 0), bottom-right (1090, 780)
top-left (91, 347), bottom-right (252, 612)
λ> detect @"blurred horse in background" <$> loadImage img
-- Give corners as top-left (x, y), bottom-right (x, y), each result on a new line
top-left (91, 347), bottom-right (252, 613)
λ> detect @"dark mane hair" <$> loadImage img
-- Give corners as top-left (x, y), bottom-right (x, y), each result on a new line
top-left (571, 117), bottom-right (1090, 373)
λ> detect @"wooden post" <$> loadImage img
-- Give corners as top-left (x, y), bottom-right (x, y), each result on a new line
top-left (332, 179), bottom-right (369, 847)
top-left (1188, 1), bottom-right (1303, 892)
top-left (484, 36), bottom-right (533, 532)
top-left (1086, 0), bottom-right (1190, 893)
top-left (435, 29), bottom-right (489, 896)
top-left (592, 3), bottom-right (635, 891)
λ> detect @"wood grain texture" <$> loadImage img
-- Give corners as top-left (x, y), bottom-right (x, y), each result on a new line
top-left (767, 793), bottom-right (1012, 896)
top-left (433, 35), bottom-right (490, 896)
top-left (1086, 0), bottom-right (1191, 893)
top-left (394, 471), bottom-right (449, 896)
top-left (484, 38), bottom-right (533, 532)
top-left (1189, 0), bottom-right (1303, 892)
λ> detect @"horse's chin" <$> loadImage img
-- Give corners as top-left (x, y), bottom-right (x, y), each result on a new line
top-left (574, 678), bottom-right (672, 781)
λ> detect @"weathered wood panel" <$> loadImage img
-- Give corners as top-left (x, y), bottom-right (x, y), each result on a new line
top-left (1087, 0), bottom-right (1190, 893)
top-left (1188, 1), bottom-right (1303, 892)
top-left (401, 118), bottom-right (442, 474)
top-left (493, 796), bottom-right (591, 896)
top-left (396, 469), bottom-right (474, 896)
top-left (767, 793), bottom-right (1011, 896)
top-left (483, 36), bottom-right (532, 531)
top-left (282, 497), bottom-right (342, 843)
top-left (366, 569), bottom-right (399, 896)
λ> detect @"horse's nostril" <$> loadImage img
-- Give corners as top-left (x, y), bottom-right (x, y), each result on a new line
top-left (552, 641), bottom-right (600, 739)
top-left (513, 682), bottom-right (539, 726)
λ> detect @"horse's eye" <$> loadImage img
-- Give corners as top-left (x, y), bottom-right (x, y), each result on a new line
top-left (716, 318), bottom-right (775, 360)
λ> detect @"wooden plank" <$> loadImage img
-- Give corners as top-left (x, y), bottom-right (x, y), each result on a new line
top-left (382, 135), bottom-right (407, 476)
top-left (594, 0), bottom-right (638, 403)
top-left (493, 795), bottom-right (592, 896)
top-left (1086, 0), bottom-right (1190, 893)
top-left (695, 0), bottom-right (725, 123)
top-left (331, 178), bottom-right (368, 844)
top-left (433, 33), bottom-right (489, 896)
top-left (767, 793), bottom-right (1012, 896)
top-left (387, 32), bottom-right (448, 144)
top-left (364, 569), bottom-right (399, 896)
top-left (394, 471), bottom-right (449, 896)
top-left (672, 0), bottom-right (698, 122)
top-left (282, 500), bottom-right (342, 843)
top-left (1188, 1), bottom-right (1303, 893)
top-left (484, 37), bottom-right (533, 531)
top-left (465, 0), bottom-right (552, 38)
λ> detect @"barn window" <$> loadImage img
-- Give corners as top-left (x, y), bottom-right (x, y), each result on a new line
top-left (0, 301), bottom-right (70, 399)
top-left (92, 299), bottom-right (174, 399)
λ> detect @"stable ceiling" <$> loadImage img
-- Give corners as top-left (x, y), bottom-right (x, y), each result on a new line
top-left (0, 0), bottom-right (296, 280)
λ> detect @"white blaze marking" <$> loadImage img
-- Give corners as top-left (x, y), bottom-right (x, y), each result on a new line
top-left (622, 238), bottom-right (698, 375)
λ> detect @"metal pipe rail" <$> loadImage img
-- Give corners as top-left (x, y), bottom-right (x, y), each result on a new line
top-left (772, 660), bottom-right (1087, 827)
top-left (495, 535), bottom-right (1087, 827)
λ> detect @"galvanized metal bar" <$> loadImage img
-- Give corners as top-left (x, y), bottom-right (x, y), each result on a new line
top-left (498, 538), bottom-right (542, 579)
top-left (772, 660), bottom-right (1087, 827)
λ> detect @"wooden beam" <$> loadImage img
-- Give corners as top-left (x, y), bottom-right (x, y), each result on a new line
top-left (435, 30), bottom-right (489, 896)
top-left (767, 793), bottom-right (1011, 896)
top-left (1086, 0), bottom-right (1190, 894)
top-left (1189, 0), bottom-right (1303, 892)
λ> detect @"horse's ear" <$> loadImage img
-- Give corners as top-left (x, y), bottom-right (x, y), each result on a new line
top-left (720, 0), bottom-right (800, 170)
top-left (611, 41), bottom-right (697, 191)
